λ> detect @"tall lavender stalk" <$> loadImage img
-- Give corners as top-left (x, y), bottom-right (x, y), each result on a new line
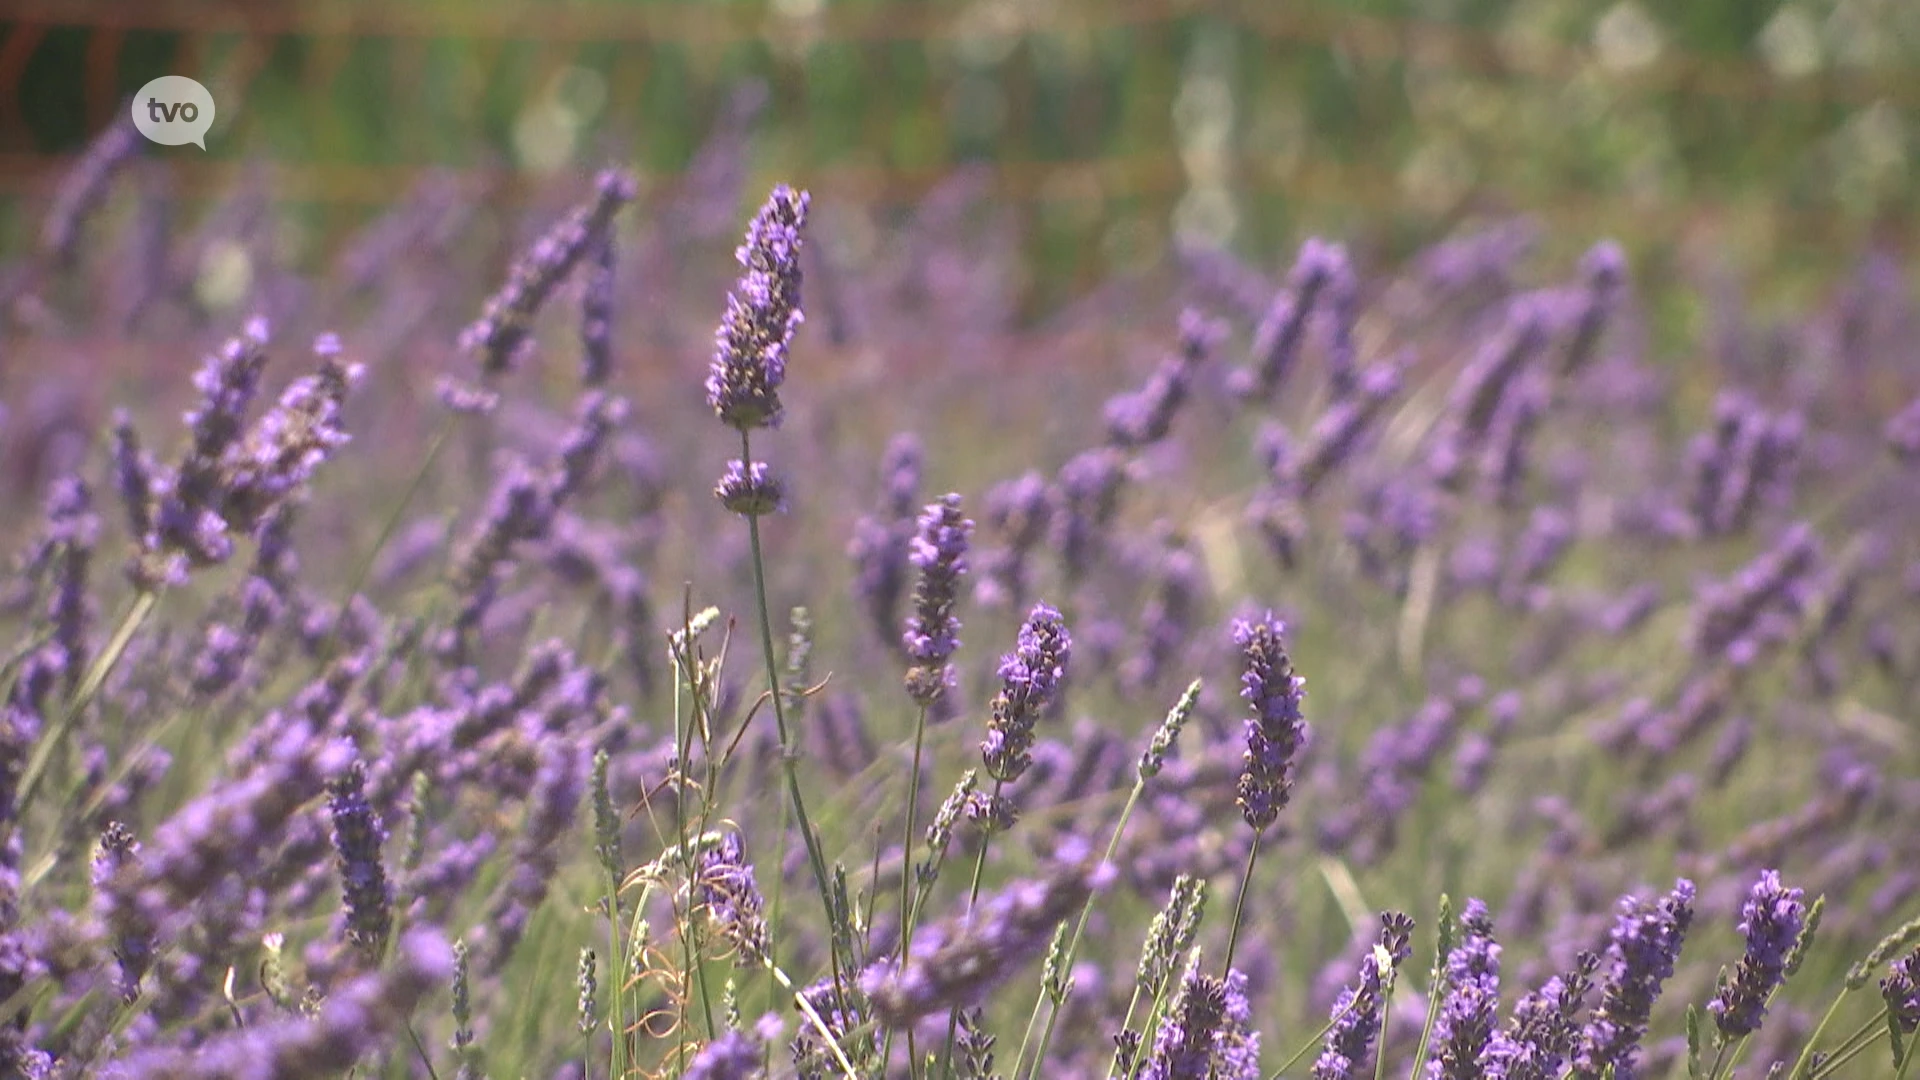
top-left (704, 184), bottom-right (844, 990)
top-left (1222, 612), bottom-right (1307, 972)
top-left (896, 494), bottom-right (973, 999)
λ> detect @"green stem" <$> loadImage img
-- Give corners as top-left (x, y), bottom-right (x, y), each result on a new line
top-left (1222, 829), bottom-right (1265, 975)
top-left (739, 430), bottom-right (847, 996)
top-left (1789, 989), bottom-right (1853, 1080)
top-left (941, 778), bottom-right (1005, 1078)
top-left (18, 590), bottom-right (157, 819)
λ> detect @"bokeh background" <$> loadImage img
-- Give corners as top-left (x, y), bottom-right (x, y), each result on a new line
top-left (2, 0), bottom-right (1916, 324)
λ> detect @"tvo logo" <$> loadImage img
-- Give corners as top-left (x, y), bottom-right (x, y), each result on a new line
top-left (131, 76), bottom-right (215, 149)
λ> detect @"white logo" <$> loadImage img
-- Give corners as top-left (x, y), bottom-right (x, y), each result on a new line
top-left (131, 76), bottom-right (215, 149)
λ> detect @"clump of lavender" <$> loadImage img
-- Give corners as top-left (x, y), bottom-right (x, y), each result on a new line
top-left (1427, 898), bottom-right (1502, 1079)
top-left (122, 325), bottom-right (362, 589)
top-left (707, 185), bottom-right (809, 431)
top-left (903, 494), bottom-right (972, 705)
top-left (980, 603), bottom-right (1073, 786)
top-left (1573, 879), bottom-right (1696, 1079)
top-left (1313, 912), bottom-right (1416, 1080)
top-left (1232, 612), bottom-right (1308, 832)
top-left (1709, 869), bottom-right (1806, 1039)
top-left (326, 760), bottom-right (393, 960)
top-left (460, 168), bottom-right (637, 374)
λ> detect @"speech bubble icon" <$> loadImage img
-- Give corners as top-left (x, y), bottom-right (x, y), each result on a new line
top-left (131, 75), bottom-right (216, 150)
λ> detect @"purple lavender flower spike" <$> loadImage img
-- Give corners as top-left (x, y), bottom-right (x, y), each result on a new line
top-left (1488, 951), bottom-right (1600, 1080)
top-left (862, 859), bottom-right (1101, 1027)
top-left (716, 459), bottom-right (787, 516)
top-left (1232, 238), bottom-right (1342, 403)
top-left (1426, 899), bottom-right (1502, 1079)
top-left (92, 821), bottom-right (152, 1003)
top-left (1313, 913), bottom-right (1415, 1080)
top-left (1573, 879), bottom-right (1696, 1079)
top-left (1561, 240), bottom-right (1628, 376)
top-left (698, 832), bottom-right (771, 964)
top-left (460, 168), bottom-right (637, 374)
top-left (1884, 948), bottom-right (1920, 1034)
top-left (580, 233), bottom-right (615, 387)
top-left (684, 1029), bottom-right (766, 1080)
top-left (1708, 869), bottom-right (1805, 1039)
top-left (1141, 964), bottom-right (1261, 1080)
top-left (981, 603), bottom-right (1072, 785)
top-left (1105, 309), bottom-right (1225, 449)
top-left (327, 760), bottom-right (394, 959)
top-left (708, 185), bottom-right (809, 431)
top-left (903, 494), bottom-right (972, 706)
top-left (104, 928), bottom-right (454, 1078)
top-left (1232, 612), bottom-right (1308, 832)
top-left (39, 109), bottom-right (142, 265)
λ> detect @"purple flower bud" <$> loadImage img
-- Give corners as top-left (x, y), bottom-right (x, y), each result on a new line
top-left (1574, 879), bottom-right (1696, 1079)
top-left (1142, 964), bottom-right (1261, 1080)
top-left (1709, 870), bottom-right (1805, 1038)
top-left (1313, 913), bottom-right (1415, 1080)
top-left (327, 760), bottom-right (394, 959)
top-left (1427, 899), bottom-right (1502, 1079)
top-left (580, 234), bottom-right (615, 387)
top-left (707, 185), bottom-right (809, 430)
top-left (903, 494), bottom-right (972, 705)
top-left (1232, 612), bottom-right (1307, 831)
top-left (697, 832), bottom-right (770, 964)
top-left (981, 604), bottom-right (1072, 784)
top-left (863, 859), bottom-right (1104, 1027)
top-left (461, 169), bottom-right (637, 374)
top-left (715, 459), bottom-right (786, 517)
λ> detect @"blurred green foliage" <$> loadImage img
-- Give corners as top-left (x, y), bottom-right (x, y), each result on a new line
top-left (2, 0), bottom-right (1915, 315)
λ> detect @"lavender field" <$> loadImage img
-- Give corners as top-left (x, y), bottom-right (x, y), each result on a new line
top-left (0, 104), bottom-right (1918, 1080)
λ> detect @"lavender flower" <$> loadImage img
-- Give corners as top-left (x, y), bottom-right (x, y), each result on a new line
top-left (1489, 952), bottom-right (1600, 1080)
top-left (460, 168), bottom-right (637, 373)
top-left (1313, 912), bottom-right (1415, 1080)
top-left (92, 821), bottom-right (152, 1003)
top-left (1709, 870), bottom-right (1805, 1039)
top-left (1106, 310), bottom-right (1224, 448)
top-left (903, 494), bottom-right (972, 705)
top-left (1141, 964), bottom-right (1260, 1080)
top-left (1426, 899), bottom-right (1502, 1079)
top-left (1574, 879), bottom-right (1696, 1079)
top-left (326, 760), bottom-right (394, 959)
top-left (981, 603), bottom-right (1073, 784)
top-left (707, 185), bottom-right (809, 430)
top-left (1232, 238), bottom-right (1342, 403)
top-left (685, 1029), bottom-right (766, 1080)
top-left (1232, 612), bottom-right (1308, 831)
top-left (716, 459), bottom-right (786, 516)
top-left (580, 234), bottom-right (615, 386)
top-left (1884, 948), bottom-right (1920, 1034)
top-left (698, 832), bottom-right (770, 964)
top-left (105, 928), bottom-right (454, 1079)
top-left (863, 859), bottom-right (1102, 1026)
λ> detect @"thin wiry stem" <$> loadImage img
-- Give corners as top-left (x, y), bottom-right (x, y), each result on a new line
top-left (740, 429), bottom-right (849, 998)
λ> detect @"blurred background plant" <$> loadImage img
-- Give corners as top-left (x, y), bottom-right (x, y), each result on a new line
top-left (0, 0), bottom-right (1915, 323)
